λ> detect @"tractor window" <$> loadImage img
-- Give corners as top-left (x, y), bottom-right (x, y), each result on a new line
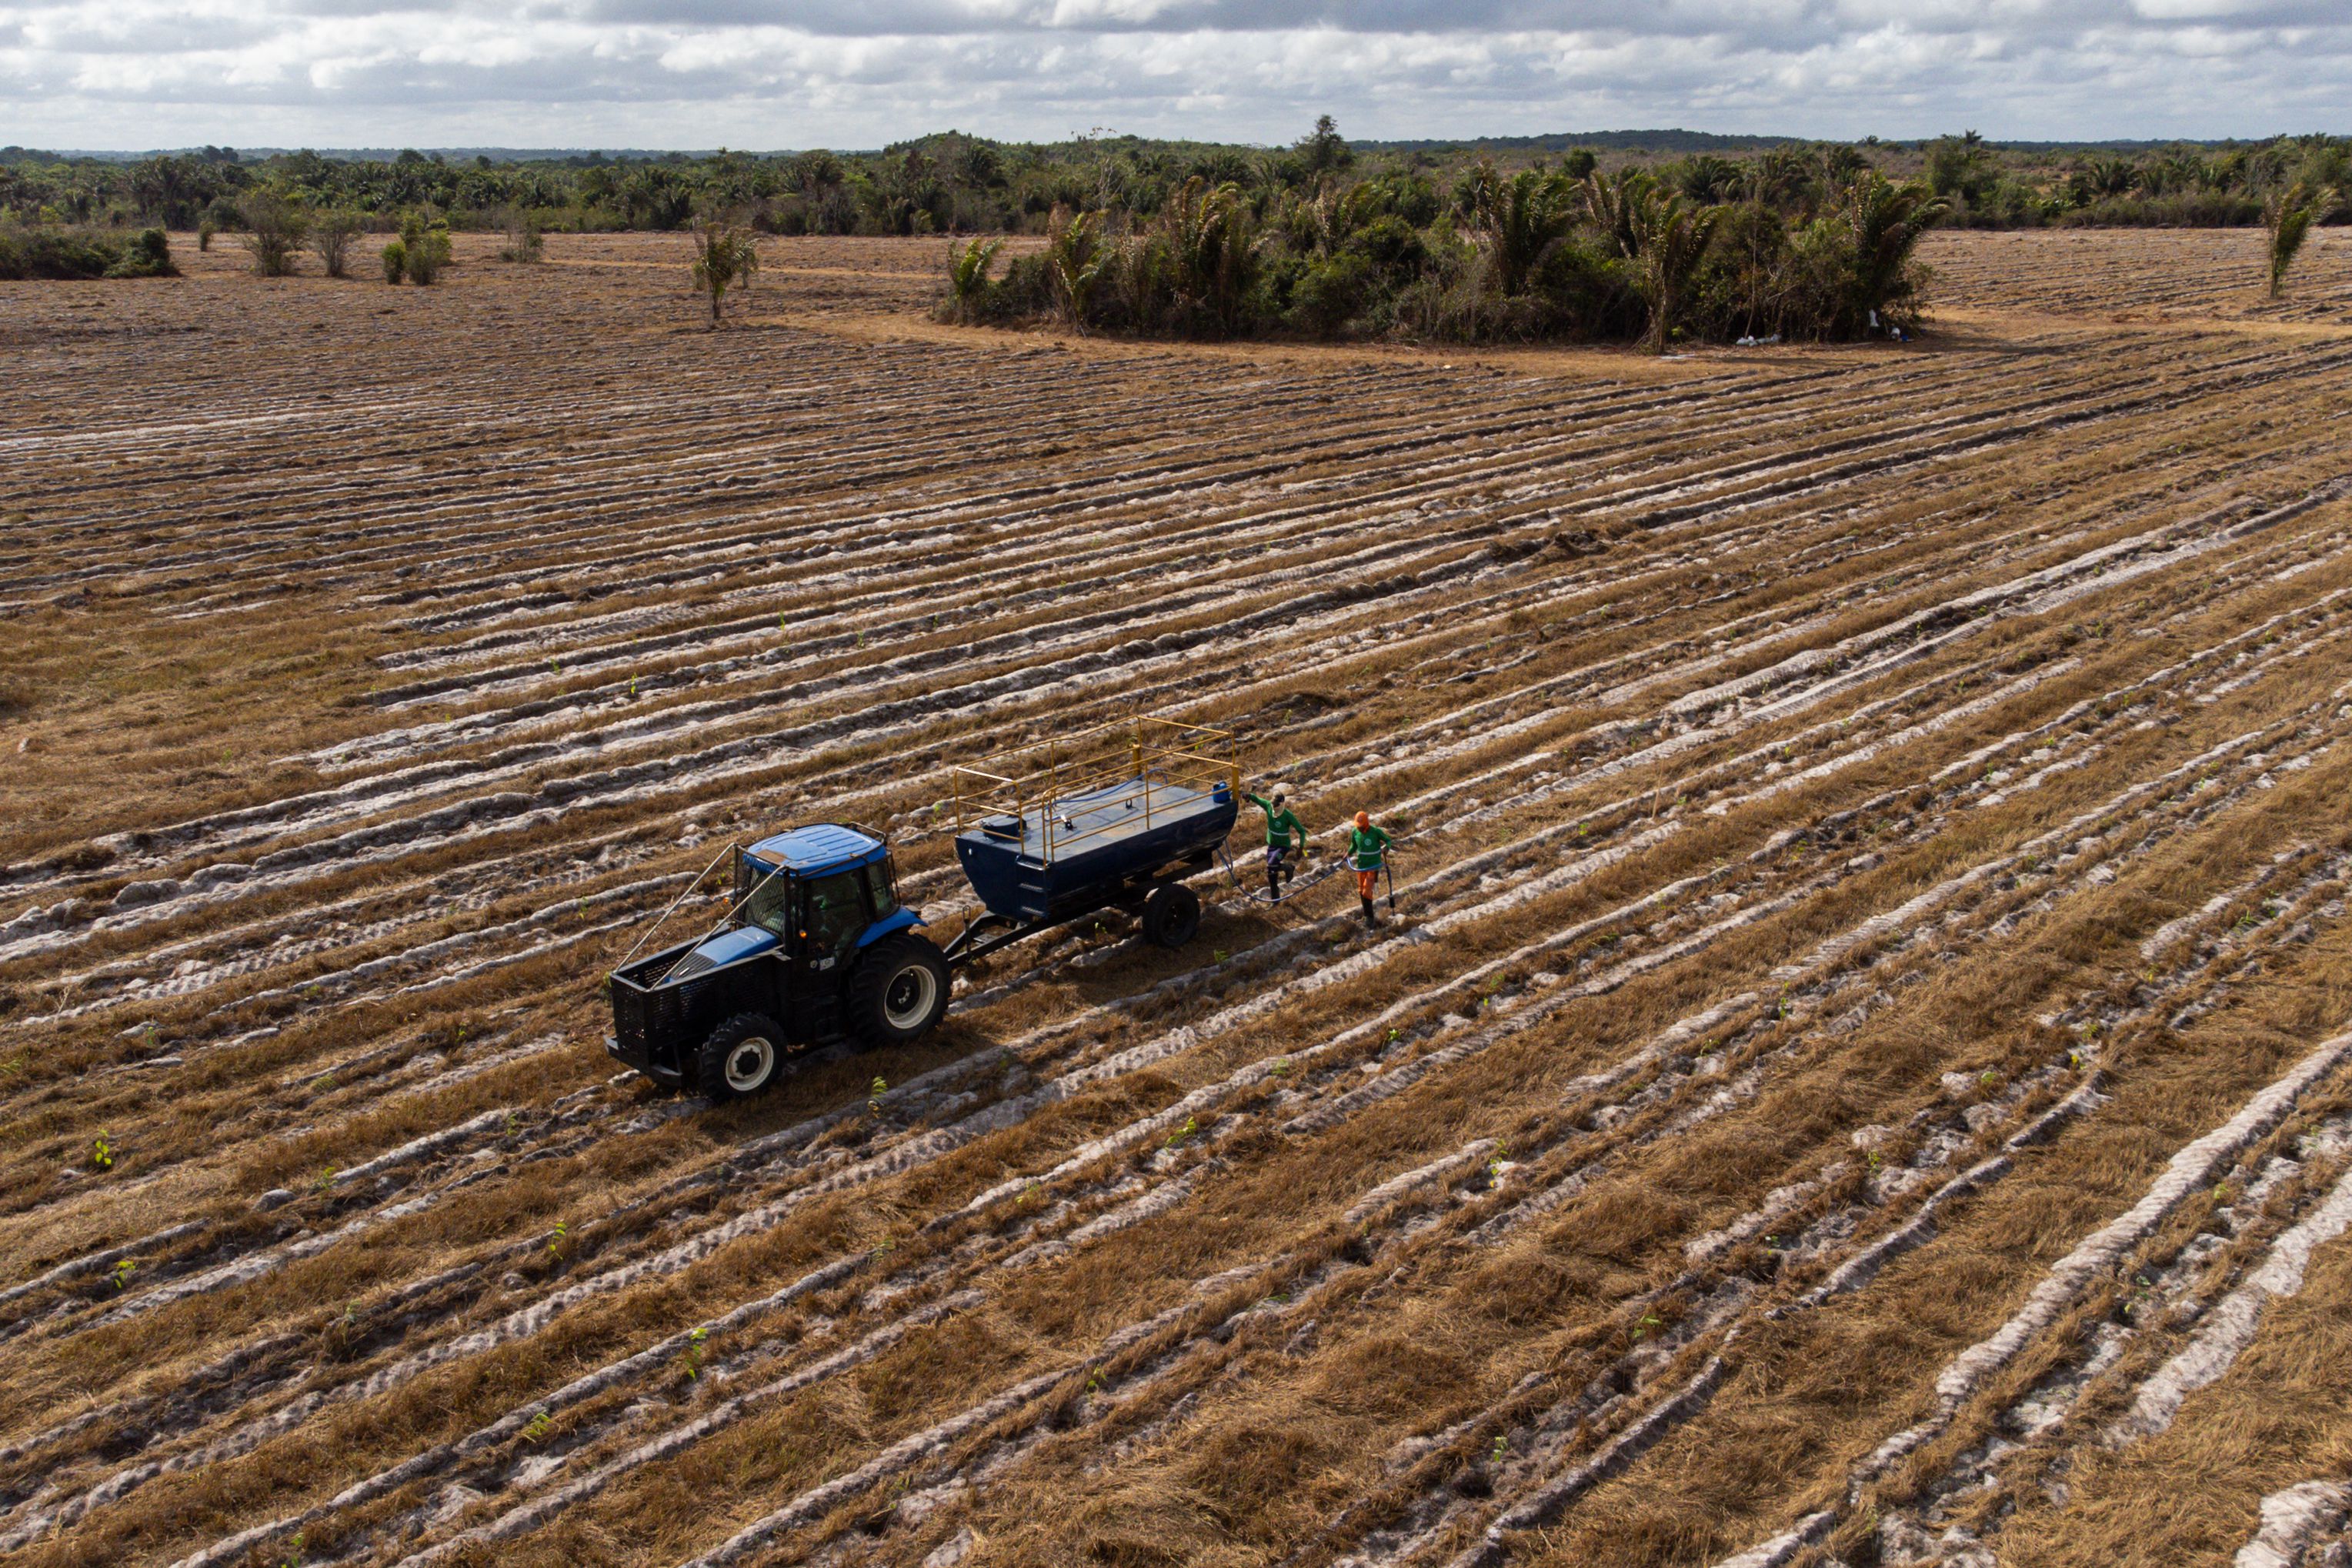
top-left (740, 862), bottom-right (792, 936)
top-left (864, 860), bottom-right (899, 919)
top-left (800, 870), bottom-right (868, 957)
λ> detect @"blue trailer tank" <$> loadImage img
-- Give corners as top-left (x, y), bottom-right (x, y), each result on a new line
top-left (955, 773), bottom-right (1237, 922)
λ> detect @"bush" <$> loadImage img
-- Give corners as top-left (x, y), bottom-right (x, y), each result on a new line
top-left (497, 208), bottom-right (544, 263)
top-left (0, 224), bottom-right (175, 281)
top-left (392, 213), bottom-right (452, 283)
top-left (309, 210), bottom-right (363, 278)
top-left (106, 228), bottom-right (175, 279)
top-left (197, 219), bottom-right (217, 252)
top-left (380, 239), bottom-right (408, 282)
top-left (239, 190), bottom-right (309, 276)
top-left (1289, 252), bottom-right (1369, 334)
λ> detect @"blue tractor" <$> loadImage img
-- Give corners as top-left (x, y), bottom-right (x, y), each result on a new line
top-left (606, 719), bottom-right (1241, 1097)
top-left (606, 824), bottom-right (949, 1096)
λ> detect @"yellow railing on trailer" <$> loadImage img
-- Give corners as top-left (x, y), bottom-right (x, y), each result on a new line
top-left (949, 717), bottom-right (1240, 861)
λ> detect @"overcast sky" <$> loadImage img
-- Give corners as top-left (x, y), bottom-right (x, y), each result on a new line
top-left (2, 2), bottom-right (2346, 152)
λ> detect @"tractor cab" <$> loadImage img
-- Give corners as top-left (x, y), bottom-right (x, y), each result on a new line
top-left (607, 824), bottom-right (949, 1096)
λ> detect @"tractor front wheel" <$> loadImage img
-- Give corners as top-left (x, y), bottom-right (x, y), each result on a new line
top-left (849, 933), bottom-right (950, 1049)
top-left (1143, 882), bottom-right (1201, 949)
top-left (697, 1013), bottom-right (786, 1098)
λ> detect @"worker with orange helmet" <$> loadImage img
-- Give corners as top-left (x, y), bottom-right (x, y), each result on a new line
top-left (1346, 810), bottom-right (1393, 929)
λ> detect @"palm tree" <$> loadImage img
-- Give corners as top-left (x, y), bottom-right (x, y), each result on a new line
top-left (1044, 207), bottom-right (1110, 328)
top-left (1464, 162), bottom-right (1573, 295)
top-left (1303, 178), bottom-right (1381, 259)
top-left (1159, 177), bottom-right (1255, 332)
top-left (943, 235), bottom-right (1003, 323)
top-left (1579, 168), bottom-right (1655, 261)
top-left (2265, 181), bottom-right (2336, 298)
top-left (1832, 175), bottom-right (1951, 330)
top-left (688, 218), bottom-right (759, 324)
top-left (1626, 187), bottom-right (1723, 353)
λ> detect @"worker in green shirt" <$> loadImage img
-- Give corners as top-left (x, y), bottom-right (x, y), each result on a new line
top-left (1348, 810), bottom-right (1393, 929)
top-left (1246, 783), bottom-right (1308, 899)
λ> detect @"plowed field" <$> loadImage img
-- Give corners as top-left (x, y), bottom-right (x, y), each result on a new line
top-left (5, 225), bottom-right (2352, 1568)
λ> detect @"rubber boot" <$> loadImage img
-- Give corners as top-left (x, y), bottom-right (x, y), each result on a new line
top-left (1267, 870), bottom-right (1282, 901)
top-left (1362, 896), bottom-right (1378, 929)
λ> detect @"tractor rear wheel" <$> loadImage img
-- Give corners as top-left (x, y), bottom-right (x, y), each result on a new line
top-left (849, 933), bottom-right (950, 1049)
top-left (697, 1013), bottom-right (786, 1098)
top-left (1143, 882), bottom-right (1201, 949)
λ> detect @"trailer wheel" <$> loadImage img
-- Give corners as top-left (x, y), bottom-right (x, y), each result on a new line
top-left (850, 934), bottom-right (949, 1049)
top-left (1143, 883), bottom-right (1201, 949)
top-left (698, 1013), bottom-right (785, 1098)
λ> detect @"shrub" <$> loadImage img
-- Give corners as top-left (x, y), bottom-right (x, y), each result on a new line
top-left (380, 239), bottom-right (408, 283)
top-left (1289, 252), bottom-right (1369, 334)
top-left (394, 213), bottom-right (452, 284)
top-left (0, 225), bottom-right (175, 281)
top-left (939, 235), bottom-right (1003, 323)
top-left (239, 190), bottom-right (310, 276)
top-left (106, 228), bottom-right (175, 279)
top-left (196, 219), bottom-right (217, 252)
top-left (497, 208), bottom-right (544, 263)
top-left (687, 216), bottom-right (759, 322)
top-left (309, 210), bottom-right (363, 278)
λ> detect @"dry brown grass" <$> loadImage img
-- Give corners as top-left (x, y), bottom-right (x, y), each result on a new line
top-left (2, 229), bottom-right (2350, 1568)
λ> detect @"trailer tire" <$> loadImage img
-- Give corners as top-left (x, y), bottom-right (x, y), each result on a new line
top-left (1143, 882), bottom-right (1201, 949)
top-left (698, 1013), bottom-right (785, 1098)
top-left (850, 934), bottom-right (949, 1049)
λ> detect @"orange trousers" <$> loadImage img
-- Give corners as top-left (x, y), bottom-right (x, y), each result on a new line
top-left (1356, 869), bottom-right (1380, 899)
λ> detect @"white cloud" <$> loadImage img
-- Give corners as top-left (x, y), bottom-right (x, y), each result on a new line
top-left (0, 0), bottom-right (2343, 148)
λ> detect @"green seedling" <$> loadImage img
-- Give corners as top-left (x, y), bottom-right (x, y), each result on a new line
top-left (1085, 1369), bottom-right (1103, 1393)
top-left (280, 1533), bottom-right (305, 1568)
top-left (1165, 1115), bottom-right (1197, 1149)
top-left (1866, 1149), bottom-right (1883, 1173)
top-left (869, 1076), bottom-right (887, 1116)
top-left (1631, 1313), bottom-right (1664, 1343)
top-left (504, 1111), bottom-right (521, 1136)
top-left (312, 1166), bottom-right (337, 1193)
top-left (110, 1258), bottom-right (135, 1290)
top-left (1213, 948), bottom-right (1228, 962)
top-left (1387, 1028), bottom-right (1400, 1043)
top-left (547, 1220), bottom-right (567, 1260)
top-left (1269, 1057), bottom-right (1291, 1076)
top-left (91, 1135), bottom-right (114, 1171)
top-left (1980, 1070), bottom-right (2000, 1089)
top-left (1491, 1433), bottom-right (1508, 1463)
top-left (684, 1325), bottom-right (709, 1380)
top-left (524, 1410), bottom-right (554, 1443)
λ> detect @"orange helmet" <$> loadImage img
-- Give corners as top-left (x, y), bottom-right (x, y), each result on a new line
top-left (1353, 811), bottom-right (1370, 829)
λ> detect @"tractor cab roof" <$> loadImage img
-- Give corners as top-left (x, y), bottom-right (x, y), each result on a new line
top-left (743, 822), bottom-right (888, 876)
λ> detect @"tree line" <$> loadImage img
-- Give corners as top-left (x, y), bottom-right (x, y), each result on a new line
top-left (942, 159), bottom-right (1954, 350)
top-left (1, 125), bottom-right (2344, 239)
